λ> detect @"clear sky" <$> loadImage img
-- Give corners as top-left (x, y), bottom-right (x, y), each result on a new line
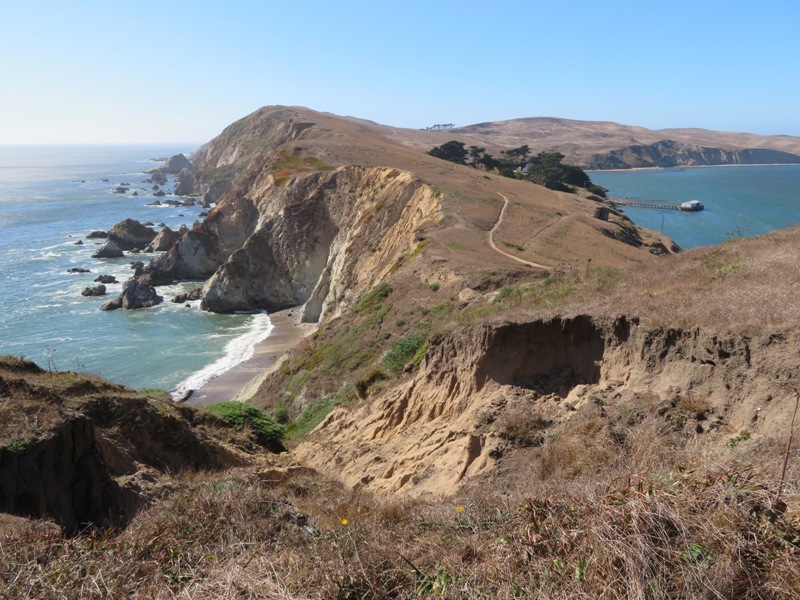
top-left (2, 0), bottom-right (799, 145)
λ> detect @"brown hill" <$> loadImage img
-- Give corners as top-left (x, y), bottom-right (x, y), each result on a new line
top-left (450, 117), bottom-right (800, 168)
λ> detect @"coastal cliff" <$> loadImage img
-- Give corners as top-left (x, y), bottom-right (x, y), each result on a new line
top-left (586, 139), bottom-right (800, 169)
top-left (143, 163), bottom-right (442, 320)
top-left (139, 106), bottom-right (673, 320)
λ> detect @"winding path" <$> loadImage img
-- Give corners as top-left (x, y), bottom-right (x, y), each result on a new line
top-left (488, 193), bottom-right (550, 269)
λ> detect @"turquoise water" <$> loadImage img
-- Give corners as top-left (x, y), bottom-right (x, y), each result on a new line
top-left (0, 146), bottom-right (272, 393)
top-left (590, 165), bottom-right (800, 248)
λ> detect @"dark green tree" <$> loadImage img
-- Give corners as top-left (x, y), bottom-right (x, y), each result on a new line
top-left (468, 145), bottom-right (486, 167)
top-left (427, 140), bottom-right (468, 164)
top-left (502, 144), bottom-right (531, 167)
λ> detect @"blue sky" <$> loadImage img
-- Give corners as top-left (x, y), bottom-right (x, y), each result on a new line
top-left (1, 0), bottom-right (799, 144)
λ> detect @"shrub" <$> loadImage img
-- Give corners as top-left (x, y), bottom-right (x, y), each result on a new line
top-left (382, 335), bottom-right (427, 375)
top-left (204, 402), bottom-right (284, 452)
top-left (501, 241), bottom-right (524, 252)
top-left (273, 405), bottom-right (290, 424)
top-left (355, 366), bottom-right (390, 398)
top-left (6, 439), bottom-right (29, 453)
top-left (354, 283), bottom-right (393, 314)
top-left (138, 388), bottom-right (171, 399)
top-left (500, 410), bottom-right (550, 446)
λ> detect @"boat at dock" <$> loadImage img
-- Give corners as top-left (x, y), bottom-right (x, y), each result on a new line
top-left (678, 200), bottom-right (704, 211)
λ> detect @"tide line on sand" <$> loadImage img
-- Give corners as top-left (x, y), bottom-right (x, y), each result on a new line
top-left (181, 308), bottom-right (316, 407)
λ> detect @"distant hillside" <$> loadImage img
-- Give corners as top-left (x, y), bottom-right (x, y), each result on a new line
top-left (450, 117), bottom-right (800, 169)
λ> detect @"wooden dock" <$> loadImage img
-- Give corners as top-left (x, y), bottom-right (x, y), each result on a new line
top-left (610, 199), bottom-right (704, 212)
top-left (610, 199), bottom-right (680, 210)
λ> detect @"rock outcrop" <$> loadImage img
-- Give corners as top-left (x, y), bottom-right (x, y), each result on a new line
top-left (171, 288), bottom-right (203, 303)
top-left (108, 219), bottom-right (157, 251)
top-left (92, 240), bottom-right (124, 258)
top-left (140, 166), bottom-right (442, 320)
top-left (101, 280), bottom-right (162, 311)
top-left (81, 285), bottom-right (106, 297)
top-left (148, 153), bottom-right (192, 175)
top-left (144, 226), bottom-right (181, 253)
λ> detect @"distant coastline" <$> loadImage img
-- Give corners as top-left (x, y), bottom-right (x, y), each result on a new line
top-left (587, 162), bottom-right (800, 173)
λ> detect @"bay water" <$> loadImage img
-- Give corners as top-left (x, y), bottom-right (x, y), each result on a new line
top-left (590, 165), bottom-right (800, 249)
top-left (0, 145), bottom-right (272, 395)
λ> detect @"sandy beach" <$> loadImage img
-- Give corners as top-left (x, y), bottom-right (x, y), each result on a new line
top-left (184, 308), bottom-right (316, 406)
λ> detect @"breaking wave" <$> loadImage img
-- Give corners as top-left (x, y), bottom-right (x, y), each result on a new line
top-left (170, 312), bottom-right (274, 401)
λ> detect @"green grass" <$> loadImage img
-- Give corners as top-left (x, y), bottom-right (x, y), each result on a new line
top-left (447, 242), bottom-right (472, 251)
top-left (288, 398), bottom-right (337, 439)
top-left (502, 241), bottom-right (525, 252)
top-left (354, 283), bottom-right (393, 314)
top-left (411, 239), bottom-right (430, 258)
top-left (204, 402), bottom-right (284, 452)
top-left (382, 335), bottom-right (428, 375)
top-left (138, 388), bottom-right (172, 399)
top-left (6, 439), bottom-right (29, 453)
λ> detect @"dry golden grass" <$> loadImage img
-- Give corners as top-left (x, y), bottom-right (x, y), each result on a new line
top-left (580, 226), bottom-right (800, 333)
top-left (2, 452), bottom-right (798, 599)
top-left (462, 225), bottom-right (800, 336)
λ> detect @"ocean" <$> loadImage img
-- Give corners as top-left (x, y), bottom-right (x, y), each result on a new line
top-left (0, 145), bottom-right (272, 395)
top-left (590, 165), bottom-right (800, 249)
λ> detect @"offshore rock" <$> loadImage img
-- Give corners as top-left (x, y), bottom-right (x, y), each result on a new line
top-left (101, 280), bottom-right (162, 311)
top-left (148, 153), bottom-right (193, 175)
top-left (81, 285), bottom-right (107, 297)
top-left (172, 287), bottom-right (203, 303)
top-left (108, 218), bottom-right (157, 251)
top-left (92, 240), bottom-right (124, 258)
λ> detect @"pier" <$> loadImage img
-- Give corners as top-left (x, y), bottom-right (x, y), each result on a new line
top-left (610, 199), bottom-right (704, 212)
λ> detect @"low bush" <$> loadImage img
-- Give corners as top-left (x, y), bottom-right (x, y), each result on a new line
top-left (382, 335), bottom-right (427, 375)
top-left (204, 402), bottom-right (284, 452)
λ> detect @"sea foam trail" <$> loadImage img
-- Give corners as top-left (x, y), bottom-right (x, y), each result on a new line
top-left (171, 312), bottom-right (274, 401)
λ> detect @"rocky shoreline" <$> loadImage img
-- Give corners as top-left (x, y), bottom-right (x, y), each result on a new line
top-left (70, 151), bottom-right (317, 404)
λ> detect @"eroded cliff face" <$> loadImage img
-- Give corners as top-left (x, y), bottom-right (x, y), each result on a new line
top-left (587, 140), bottom-right (800, 169)
top-left (179, 107), bottom-right (320, 199)
top-left (0, 358), bottom-right (251, 533)
top-left (294, 315), bottom-right (795, 497)
top-left (144, 165), bottom-right (442, 320)
top-left (0, 418), bottom-right (132, 534)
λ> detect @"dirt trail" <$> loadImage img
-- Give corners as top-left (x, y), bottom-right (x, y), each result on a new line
top-left (489, 193), bottom-right (550, 269)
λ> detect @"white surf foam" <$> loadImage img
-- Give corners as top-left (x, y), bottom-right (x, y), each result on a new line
top-left (170, 312), bottom-right (274, 401)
